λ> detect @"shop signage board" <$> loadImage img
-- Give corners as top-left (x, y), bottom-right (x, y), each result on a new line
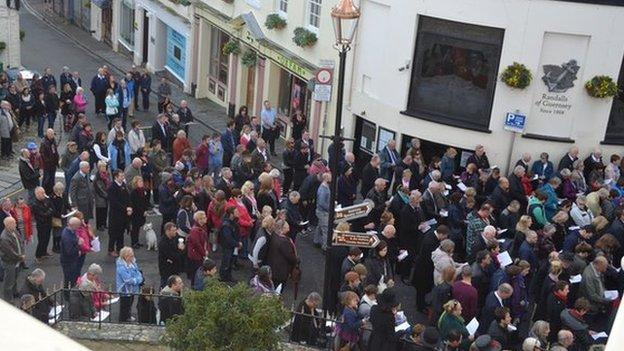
top-left (334, 200), bottom-right (374, 223)
top-left (313, 84), bottom-right (332, 102)
top-left (332, 230), bottom-right (381, 248)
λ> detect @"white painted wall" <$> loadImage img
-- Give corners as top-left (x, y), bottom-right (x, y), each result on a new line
top-left (348, 0), bottom-right (624, 171)
top-left (0, 4), bottom-right (21, 68)
top-left (91, 5), bottom-right (102, 41)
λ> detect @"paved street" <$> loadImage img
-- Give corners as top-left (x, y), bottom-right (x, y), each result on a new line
top-left (4, 1), bottom-right (424, 326)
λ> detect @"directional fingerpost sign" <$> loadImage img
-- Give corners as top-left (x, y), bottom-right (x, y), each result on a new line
top-left (332, 230), bottom-right (381, 248)
top-left (334, 199), bottom-right (374, 224)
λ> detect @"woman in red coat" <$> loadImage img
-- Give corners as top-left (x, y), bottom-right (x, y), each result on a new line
top-left (227, 189), bottom-right (254, 258)
top-left (186, 211), bottom-right (208, 286)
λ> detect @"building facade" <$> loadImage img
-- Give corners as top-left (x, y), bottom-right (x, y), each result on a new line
top-left (193, 0), bottom-right (348, 145)
top-left (0, 2), bottom-right (21, 68)
top-left (347, 0), bottom-right (624, 172)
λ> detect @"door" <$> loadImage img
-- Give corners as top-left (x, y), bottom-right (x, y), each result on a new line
top-left (102, 6), bottom-right (112, 45)
top-left (142, 12), bottom-right (149, 64)
top-left (353, 116), bottom-right (375, 172)
top-left (246, 66), bottom-right (255, 111)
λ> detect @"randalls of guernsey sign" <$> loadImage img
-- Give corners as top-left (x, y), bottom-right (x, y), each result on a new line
top-left (534, 59), bottom-right (579, 116)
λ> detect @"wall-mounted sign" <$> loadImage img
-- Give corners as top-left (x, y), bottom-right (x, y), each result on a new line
top-left (526, 33), bottom-right (589, 139)
top-left (313, 84), bottom-right (332, 101)
top-left (165, 27), bottom-right (187, 82)
top-left (504, 112), bottom-right (526, 133)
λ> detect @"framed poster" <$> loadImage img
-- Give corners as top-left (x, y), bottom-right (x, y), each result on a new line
top-left (277, 118), bottom-right (288, 139)
top-left (166, 27), bottom-right (187, 81)
top-left (376, 127), bottom-right (396, 153)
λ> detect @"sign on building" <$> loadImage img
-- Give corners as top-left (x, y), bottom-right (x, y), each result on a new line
top-left (504, 112), bottom-right (526, 133)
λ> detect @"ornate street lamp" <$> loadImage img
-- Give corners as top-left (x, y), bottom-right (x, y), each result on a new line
top-left (322, 0), bottom-right (360, 313)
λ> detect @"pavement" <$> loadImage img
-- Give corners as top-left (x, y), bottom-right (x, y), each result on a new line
top-left (4, 0), bottom-right (425, 327)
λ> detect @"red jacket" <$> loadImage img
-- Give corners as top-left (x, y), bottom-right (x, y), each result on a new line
top-left (172, 137), bottom-right (191, 163)
top-left (187, 225), bottom-right (208, 262)
top-left (11, 206), bottom-right (32, 243)
top-left (226, 199), bottom-right (253, 237)
top-left (207, 200), bottom-right (225, 230)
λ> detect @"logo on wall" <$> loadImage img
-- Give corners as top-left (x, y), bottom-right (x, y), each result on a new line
top-left (541, 59), bottom-right (580, 93)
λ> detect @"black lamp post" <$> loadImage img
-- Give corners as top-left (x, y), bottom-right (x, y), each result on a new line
top-left (321, 0), bottom-right (360, 313)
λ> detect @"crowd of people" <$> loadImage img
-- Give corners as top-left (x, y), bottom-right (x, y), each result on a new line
top-left (0, 65), bottom-right (621, 350)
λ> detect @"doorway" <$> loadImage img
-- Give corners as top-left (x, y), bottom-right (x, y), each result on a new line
top-left (245, 66), bottom-right (256, 111)
top-left (353, 115), bottom-right (376, 172)
top-left (401, 133), bottom-right (472, 170)
top-left (142, 12), bottom-right (149, 64)
top-left (102, 6), bottom-right (112, 45)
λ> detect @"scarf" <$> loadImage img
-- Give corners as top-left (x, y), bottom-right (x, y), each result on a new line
top-left (569, 309), bottom-right (584, 321)
top-left (554, 290), bottom-right (567, 304)
top-left (99, 171), bottom-right (111, 188)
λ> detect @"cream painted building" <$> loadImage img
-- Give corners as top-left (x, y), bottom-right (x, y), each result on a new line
top-left (0, 2), bottom-right (21, 69)
top-left (193, 0), bottom-right (349, 145)
top-left (346, 0), bottom-right (624, 173)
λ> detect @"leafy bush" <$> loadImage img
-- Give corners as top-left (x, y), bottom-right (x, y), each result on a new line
top-left (165, 280), bottom-right (289, 351)
top-left (585, 75), bottom-right (620, 98)
top-left (241, 50), bottom-right (258, 67)
top-left (265, 14), bottom-right (287, 30)
top-left (500, 62), bottom-right (532, 89)
top-left (293, 27), bottom-right (317, 48)
top-left (222, 40), bottom-right (241, 56)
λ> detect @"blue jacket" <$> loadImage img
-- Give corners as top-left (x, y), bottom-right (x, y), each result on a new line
top-left (440, 155), bottom-right (456, 182)
top-left (531, 160), bottom-right (554, 180)
top-left (90, 75), bottom-right (108, 94)
top-left (60, 227), bottom-right (79, 264)
top-left (221, 129), bottom-right (236, 154)
top-left (116, 258), bottom-right (143, 295)
top-left (518, 241), bottom-right (538, 273)
top-left (159, 184), bottom-right (179, 218)
top-left (539, 183), bottom-right (559, 220)
top-left (316, 184), bottom-right (330, 213)
top-left (208, 140), bottom-right (223, 169)
top-left (108, 141), bottom-right (131, 171)
top-left (563, 230), bottom-right (585, 253)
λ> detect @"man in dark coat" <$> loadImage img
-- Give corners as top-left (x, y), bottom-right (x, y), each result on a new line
top-left (158, 222), bottom-right (186, 288)
top-left (69, 160), bottom-right (94, 221)
top-left (221, 120), bottom-right (236, 167)
top-left (368, 289), bottom-right (401, 351)
top-left (250, 138), bottom-right (270, 175)
top-left (31, 187), bottom-right (54, 260)
top-left (471, 250), bottom-right (493, 309)
top-left (90, 68), bottom-right (108, 114)
top-left (546, 280), bottom-right (569, 342)
top-left (292, 143), bottom-right (311, 191)
top-left (398, 190), bottom-right (426, 275)
top-left (360, 155), bottom-right (381, 198)
top-left (19, 268), bottom-right (52, 323)
top-left (18, 148), bottom-right (40, 204)
top-left (557, 146), bottom-right (579, 172)
top-left (487, 177), bottom-right (512, 217)
top-left (266, 219), bottom-right (298, 288)
top-left (366, 178), bottom-right (388, 226)
top-left (176, 100), bottom-right (194, 134)
top-left (40, 128), bottom-right (59, 195)
top-left (151, 114), bottom-right (171, 152)
top-left (0, 217), bottom-right (24, 300)
top-left (159, 275), bottom-right (184, 323)
top-left (41, 67), bottom-right (57, 92)
top-left (60, 218), bottom-right (82, 289)
top-left (219, 207), bottom-right (241, 282)
top-left (107, 170), bottom-right (131, 255)
top-left (412, 225), bottom-right (449, 312)
top-left (466, 144), bottom-right (490, 171)
top-left (508, 166), bottom-right (528, 213)
top-left (479, 283), bottom-right (513, 333)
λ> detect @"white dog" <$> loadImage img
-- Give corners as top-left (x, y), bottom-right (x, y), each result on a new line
top-left (143, 223), bottom-right (158, 250)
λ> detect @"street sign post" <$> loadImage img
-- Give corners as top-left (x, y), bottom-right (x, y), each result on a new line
top-left (332, 230), bottom-right (381, 248)
top-left (334, 199), bottom-right (374, 223)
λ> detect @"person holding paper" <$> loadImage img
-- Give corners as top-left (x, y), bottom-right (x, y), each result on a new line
top-left (487, 307), bottom-right (513, 350)
top-left (546, 281), bottom-right (570, 342)
top-left (579, 256), bottom-right (612, 312)
top-left (437, 300), bottom-right (472, 349)
top-left (531, 152), bottom-right (555, 182)
top-left (412, 225), bottom-right (450, 311)
top-left (560, 297), bottom-right (593, 350)
top-left (368, 289), bottom-right (402, 351)
top-left (335, 291), bottom-right (363, 350)
top-left (480, 283), bottom-right (513, 334)
top-left (432, 240), bottom-right (465, 285)
top-left (19, 268), bottom-right (51, 323)
top-left (465, 205), bottom-right (492, 260)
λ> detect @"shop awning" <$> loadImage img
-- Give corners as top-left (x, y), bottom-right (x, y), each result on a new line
top-left (91, 0), bottom-right (111, 8)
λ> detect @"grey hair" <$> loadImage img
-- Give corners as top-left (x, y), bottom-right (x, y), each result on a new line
top-left (439, 239), bottom-right (455, 253)
top-left (289, 191), bottom-right (300, 201)
top-left (79, 161), bottom-right (89, 169)
top-left (87, 263), bottom-right (103, 275)
top-left (306, 292), bottom-right (322, 304)
top-left (530, 320), bottom-right (550, 339)
top-left (559, 168), bottom-right (572, 178)
top-left (53, 182), bottom-right (65, 193)
top-left (498, 283), bottom-right (513, 294)
top-left (29, 268), bottom-right (46, 279)
top-left (460, 264), bottom-right (472, 277)
top-left (513, 165), bottom-right (525, 175)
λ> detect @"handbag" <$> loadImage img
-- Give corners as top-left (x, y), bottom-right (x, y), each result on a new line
top-left (52, 217), bottom-right (63, 228)
top-left (91, 237), bottom-right (101, 252)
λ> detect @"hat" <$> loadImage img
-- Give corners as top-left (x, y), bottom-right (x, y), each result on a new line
top-left (27, 142), bottom-right (37, 150)
top-left (421, 327), bottom-right (440, 348)
top-left (474, 335), bottom-right (502, 351)
top-left (522, 337), bottom-right (542, 351)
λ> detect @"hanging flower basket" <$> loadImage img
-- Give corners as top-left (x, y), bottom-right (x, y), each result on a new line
top-left (585, 75), bottom-right (620, 98)
top-left (293, 27), bottom-right (317, 48)
top-left (222, 40), bottom-right (241, 56)
top-left (265, 14), bottom-right (287, 30)
top-left (241, 50), bottom-right (257, 67)
top-left (500, 62), bottom-right (532, 89)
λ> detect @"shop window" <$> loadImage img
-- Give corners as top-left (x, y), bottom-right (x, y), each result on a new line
top-left (307, 0), bottom-right (321, 31)
top-left (604, 57), bottom-right (624, 144)
top-left (209, 26), bottom-right (230, 87)
top-left (403, 16), bottom-right (504, 132)
top-left (277, 69), bottom-right (310, 119)
top-left (119, 0), bottom-right (135, 47)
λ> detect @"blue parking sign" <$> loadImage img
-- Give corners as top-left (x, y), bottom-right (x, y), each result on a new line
top-left (504, 112), bottom-right (526, 133)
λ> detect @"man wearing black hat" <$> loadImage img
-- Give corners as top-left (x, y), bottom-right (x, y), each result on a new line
top-left (368, 289), bottom-right (401, 351)
top-left (472, 335), bottom-right (502, 351)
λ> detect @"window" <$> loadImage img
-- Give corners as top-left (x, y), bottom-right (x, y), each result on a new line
top-left (403, 16), bottom-right (504, 132)
top-left (307, 0), bottom-right (321, 30)
top-left (604, 56), bottom-right (624, 144)
top-left (209, 26), bottom-right (230, 86)
top-left (278, 0), bottom-right (287, 15)
top-left (119, 0), bottom-right (135, 47)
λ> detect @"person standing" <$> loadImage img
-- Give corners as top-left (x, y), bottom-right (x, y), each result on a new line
top-left (315, 173), bottom-right (331, 250)
top-left (90, 68), bottom-right (108, 115)
top-left (60, 217), bottom-right (82, 290)
top-left (139, 69), bottom-right (151, 111)
top-left (129, 176), bottom-right (149, 248)
top-left (187, 211), bottom-right (208, 287)
top-left (0, 101), bottom-right (15, 160)
top-left (107, 170), bottom-right (131, 256)
top-left (222, 120), bottom-right (236, 168)
top-left (18, 148), bottom-right (40, 205)
top-left (260, 100), bottom-right (278, 156)
top-left (31, 187), bottom-right (54, 262)
top-left (157, 78), bottom-right (171, 114)
top-left (127, 120), bottom-right (146, 158)
top-left (104, 89), bottom-right (119, 130)
top-left (266, 219), bottom-right (298, 289)
top-left (380, 140), bottom-right (400, 183)
top-left (116, 246), bottom-right (143, 322)
top-left (219, 206), bottom-right (241, 282)
top-left (93, 161), bottom-right (110, 231)
top-left (176, 100), bottom-right (194, 134)
top-left (158, 222), bottom-right (185, 288)
top-left (0, 217), bottom-right (24, 300)
top-left (40, 128), bottom-right (59, 195)
top-left (69, 161), bottom-right (94, 222)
